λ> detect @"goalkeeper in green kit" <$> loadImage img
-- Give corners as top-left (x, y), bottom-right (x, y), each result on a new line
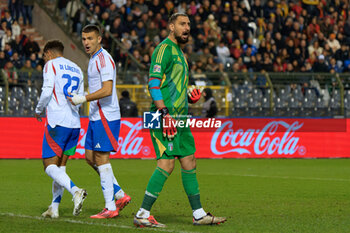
top-left (133, 13), bottom-right (226, 228)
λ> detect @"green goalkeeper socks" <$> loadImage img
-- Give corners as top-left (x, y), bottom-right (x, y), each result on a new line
top-left (181, 168), bottom-right (202, 210)
top-left (141, 166), bottom-right (169, 211)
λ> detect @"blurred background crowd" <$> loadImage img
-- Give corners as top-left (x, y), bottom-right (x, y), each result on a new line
top-left (1, 0), bottom-right (350, 117)
top-left (60, 0), bottom-right (350, 75)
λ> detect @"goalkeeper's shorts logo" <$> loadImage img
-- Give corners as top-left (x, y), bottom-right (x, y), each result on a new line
top-left (168, 142), bottom-right (173, 151)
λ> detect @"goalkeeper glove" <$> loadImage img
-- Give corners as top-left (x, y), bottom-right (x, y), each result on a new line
top-left (188, 85), bottom-right (204, 104)
top-left (159, 107), bottom-right (177, 141)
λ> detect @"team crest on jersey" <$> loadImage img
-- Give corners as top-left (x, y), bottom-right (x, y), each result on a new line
top-left (153, 65), bottom-right (161, 73)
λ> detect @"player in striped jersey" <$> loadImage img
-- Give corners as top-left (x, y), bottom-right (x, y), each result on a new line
top-left (69, 25), bottom-right (130, 219)
top-left (35, 40), bottom-right (87, 218)
top-left (134, 13), bottom-right (226, 228)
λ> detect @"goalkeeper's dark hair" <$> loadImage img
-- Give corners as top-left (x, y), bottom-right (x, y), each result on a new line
top-left (168, 13), bottom-right (188, 24)
top-left (43, 40), bottom-right (64, 54)
top-left (82, 24), bottom-right (101, 36)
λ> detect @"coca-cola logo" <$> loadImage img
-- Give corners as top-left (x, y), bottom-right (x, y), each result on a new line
top-left (76, 120), bottom-right (150, 156)
top-left (211, 121), bottom-right (304, 156)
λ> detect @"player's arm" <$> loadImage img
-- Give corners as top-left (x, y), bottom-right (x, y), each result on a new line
top-left (35, 62), bottom-right (55, 122)
top-left (85, 80), bottom-right (113, 101)
top-left (148, 45), bottom-right (177, 140)
top-left (148, 45), bottom-right (171, 106)
top-left (73, 70), bottom-right (85, 108)
top-left (69, 57), bottom-right (114, 105)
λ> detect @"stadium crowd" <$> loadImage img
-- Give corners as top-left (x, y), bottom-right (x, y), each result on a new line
top-left (61, 0), bottom-right (350, 77)
top-left (0, 0), bottom-right (41, 86)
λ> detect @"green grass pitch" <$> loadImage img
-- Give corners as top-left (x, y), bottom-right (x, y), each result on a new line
top-left (1, 159), bottom-right (350, 233)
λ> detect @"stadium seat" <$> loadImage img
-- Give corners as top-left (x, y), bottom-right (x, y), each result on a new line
top-left (234, 97), bottom-right (243, 108)
top-left (305, 89), bottom-right (317, 102)
top-left (10, 87), bottom-right (25, 98)
top-left (0, 103), bottom-right (4, 115)
top-left (345, 98), bottom-right (350, 109)
top-left (252, 88), bottom-right (263, 101)
top-left (17, 72), bottom-right (29, 84)
top-left (264, 89), bottom-right (276, 99)
top-left (302, 98), bottom-right (314, 116)
top-left (248, 97), bottom-right (259, 108)
top-left (330, 98), bottom-right (340, 108)
top-left (332, 89), bottom-right (341, 101)
top-left (292, 88), bottom-right (303, 102)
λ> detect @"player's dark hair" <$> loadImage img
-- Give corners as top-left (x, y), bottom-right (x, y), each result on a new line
top-left (168, 13), bottom-right (188, 24)
top-left (43, 40), bottom-right (64, 54)
top-left (82, 24), bottom-right (101, 36)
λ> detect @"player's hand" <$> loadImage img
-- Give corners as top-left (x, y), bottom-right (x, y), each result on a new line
top-left (162, 113), bottom-right (177, 141)
top-left (35, 113), bottom-right (42, 122)
top-left (68, 93), bottom-right (87, 106)
top-left (188, 85), bottom-right (204, 104)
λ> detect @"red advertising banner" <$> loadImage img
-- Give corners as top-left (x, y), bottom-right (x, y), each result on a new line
top-left (0, 117), bottom-right (349, 159)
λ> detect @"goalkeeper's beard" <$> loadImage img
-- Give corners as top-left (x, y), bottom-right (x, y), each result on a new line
top-left (174, 32), bottom-right (189, 44)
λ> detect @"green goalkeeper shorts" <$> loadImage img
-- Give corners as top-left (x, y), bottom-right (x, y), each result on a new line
top-left (150, 126), bottom-right (196, 160)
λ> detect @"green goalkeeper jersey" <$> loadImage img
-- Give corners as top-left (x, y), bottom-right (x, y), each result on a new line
top-left (149, 38), bottom-right (189, 117)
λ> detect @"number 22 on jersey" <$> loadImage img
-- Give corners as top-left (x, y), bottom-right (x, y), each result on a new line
top-left (62, 74), bottom-right (80, 98)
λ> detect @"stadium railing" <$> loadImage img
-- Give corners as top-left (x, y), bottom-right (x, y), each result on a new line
top-left (0, 70), bottom-right (348, 118)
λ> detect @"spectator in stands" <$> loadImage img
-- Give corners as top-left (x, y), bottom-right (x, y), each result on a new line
top-left (141, 53), bottom-right (150, 70)
top-left (0, 21), bottom-right (8, 39)
top-left (202, 88), bottom-right (218, 118)
top-left (106, 4), bottom-right (119, 20)
top-left (335, 44), bottom-right (349, 63)
top-left (320, 17), bottom-right (333, 38)
top-left (4, 42), bottom-right (14, 60)
top-left (58, 0), bottom-right (69, 22)
top-left (216, 40), bottom-right (233, 66)
top-left (61, 0), bottom-right (350, 75)
top-left (20, 59), bottom-right (34, 79)
top-left (3, 61), bottom-right (18, 84)
top-left (313, 54), bottom-right (329, 72)
top-left (119, 90), bottom-right (138, 117)
top-left (13, 34), bottom-right (25, 55)
top-left (328, 57), bottom-right (342, 73)
top-left (29, 53), bottom-right (38, 68)
top-left (22, 0), bottom-right (34, 26)
top-left (146, 21), bottom-right (159, 42)
top-left (9, 0), bottom-right (21, 21)
top-left (327, 33), bottom-right (341, 54)
top-left (11, 20), bottom-right (20, 37)
top-left (31, 63), bottom-right (43, 88)
top-left (110, 16), bottom-right (125, 39)
top-left (24, 35), bottom-right (39, 58)
top-left (308, 40), bottom-right (323, 58)
top-left (273, 56), bottom-right (287, 72)
top-left (243, 37), bottom-right (258, 56)
top-left (100, 11), bottom-right (110, 28)
top-left (0, 51), bottom-right (7, 69)
top-left (206, 57), bottom-right (219, 72)
top-left (73, 7), bottom-right (87, 34)
top-left (3, 10), bottom-right (13, 29)
top-left (1, 30), bottom-right (15, 51)
top-left (11, 52), bottom-right (22, 69)
top-left (135, 20), bottom-right (146, 44)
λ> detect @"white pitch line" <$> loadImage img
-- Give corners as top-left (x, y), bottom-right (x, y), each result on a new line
top-left (0, 212), bottom-right (199, 233)
top-left (206, 173), bottom-right (350, 182)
